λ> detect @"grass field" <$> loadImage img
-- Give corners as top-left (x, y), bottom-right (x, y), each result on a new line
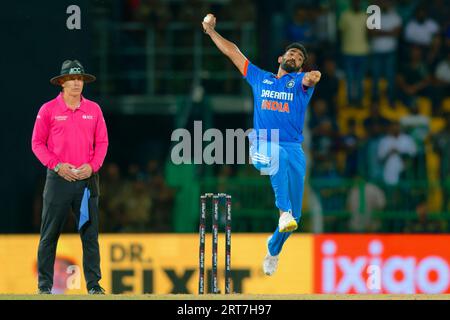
top-left (0, 294), bottom-right (449, 300)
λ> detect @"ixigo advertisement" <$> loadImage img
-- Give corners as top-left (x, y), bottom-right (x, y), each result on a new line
top-left (314, 235), bottom-right (450, 294)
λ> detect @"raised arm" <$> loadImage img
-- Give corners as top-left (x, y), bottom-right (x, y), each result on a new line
top-left (202, 13), bottom-right (248, 75)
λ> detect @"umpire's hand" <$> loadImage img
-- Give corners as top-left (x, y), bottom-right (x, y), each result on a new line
top-left (76, 164), bottom-right (93, 180)
top-left (57, 163), bottom-right (79, 182)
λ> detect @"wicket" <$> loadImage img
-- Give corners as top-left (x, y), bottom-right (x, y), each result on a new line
top-left (198, 193), bottom-right (232, 294)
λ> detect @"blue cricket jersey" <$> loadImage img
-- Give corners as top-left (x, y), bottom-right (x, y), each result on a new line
top-left (243, 60), bottom-right (315, 143)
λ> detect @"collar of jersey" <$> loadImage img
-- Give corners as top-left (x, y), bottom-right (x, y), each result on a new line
top-left (56, 92), bottom-right (87, 113)
top-left (272, 72), bottom-right (296, 79)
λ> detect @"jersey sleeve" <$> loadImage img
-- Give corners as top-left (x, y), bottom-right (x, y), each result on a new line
top-left (243, 60), bottom-right (265, 87)
top-left (298, 73), bottom-right (315, 106)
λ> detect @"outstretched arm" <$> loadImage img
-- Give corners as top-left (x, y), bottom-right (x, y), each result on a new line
top-left (202, 13), bottom-right (248, 75)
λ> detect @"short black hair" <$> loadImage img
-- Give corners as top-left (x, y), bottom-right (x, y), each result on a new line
top-left (285, 42), bottom-right (308, 64)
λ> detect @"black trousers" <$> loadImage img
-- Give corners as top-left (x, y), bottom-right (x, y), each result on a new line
top-left (37, 169), bottom-right (101, 291)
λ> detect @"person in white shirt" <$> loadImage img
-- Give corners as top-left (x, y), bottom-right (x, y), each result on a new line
top-left (378, 121), bottom-right (417, 186)
top-left (404, 6), bottom-right (439, 47)
top-left (369, 0), bottom-right (402, 106)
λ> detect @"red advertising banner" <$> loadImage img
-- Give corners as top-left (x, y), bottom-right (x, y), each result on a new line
top-left (314, 235), bottom-right (450, 294)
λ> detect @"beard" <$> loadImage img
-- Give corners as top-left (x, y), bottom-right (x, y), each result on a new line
top-left (281, 59), bottom-right (301, 73)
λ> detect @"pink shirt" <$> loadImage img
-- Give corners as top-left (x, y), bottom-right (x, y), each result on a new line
top-left (31, 93), bottom-right (109, 172)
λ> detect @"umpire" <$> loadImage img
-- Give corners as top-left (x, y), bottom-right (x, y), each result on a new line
top-left (31, 60), bottom-right (109, 294)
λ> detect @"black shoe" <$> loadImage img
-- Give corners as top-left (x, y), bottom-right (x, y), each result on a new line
top-left (88, 286), bottom-right (105, 295)
top-left (38, 287), bottom-right (52, 295)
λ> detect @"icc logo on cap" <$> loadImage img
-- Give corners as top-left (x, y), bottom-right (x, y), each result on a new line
top-left (69, 67), bottom-right (81, 74)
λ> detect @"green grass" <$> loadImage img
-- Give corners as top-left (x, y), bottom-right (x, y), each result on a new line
top-left (0, 294), bottom-right (449, 300)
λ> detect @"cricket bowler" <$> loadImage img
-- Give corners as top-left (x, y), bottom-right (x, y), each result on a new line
top-left (202, 14), bottom-right (321, 275)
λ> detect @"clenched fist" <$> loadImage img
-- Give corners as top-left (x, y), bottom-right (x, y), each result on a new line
top-left (202, 13), bottom-right (216, 34)
top-left (302, 71), bottom-right (321, 87)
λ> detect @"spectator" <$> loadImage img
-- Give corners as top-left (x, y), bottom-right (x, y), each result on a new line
top-left (397, 46), bottom-right (432, 110)
top-left (432, 112), bottom-right (450, 211)
top-left (378, 121), bottom-right (417, 186)
top-left (369, 0), bottom-right (402, 106)
top-left (347, 178), bottom-right (386, 232)
top-left (315, 56), bottom-right (340, 117)
top-left (341, 118), bottom-right (359, 177)
top-left (339, 0), bottom-right (370, 107)
top-left (404, 6), bottom-right (439, 49)
top-left (400, 103), bottom-right (430, 180)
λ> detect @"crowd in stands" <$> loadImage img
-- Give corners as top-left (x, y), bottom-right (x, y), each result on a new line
top-left (98, 160), bottom-right (175, 233)
top-left (296, 0), bottom-right (450, 232)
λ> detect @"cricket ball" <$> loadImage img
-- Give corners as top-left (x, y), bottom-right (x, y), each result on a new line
top-left (203, 14), bottom-right (213, 24)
